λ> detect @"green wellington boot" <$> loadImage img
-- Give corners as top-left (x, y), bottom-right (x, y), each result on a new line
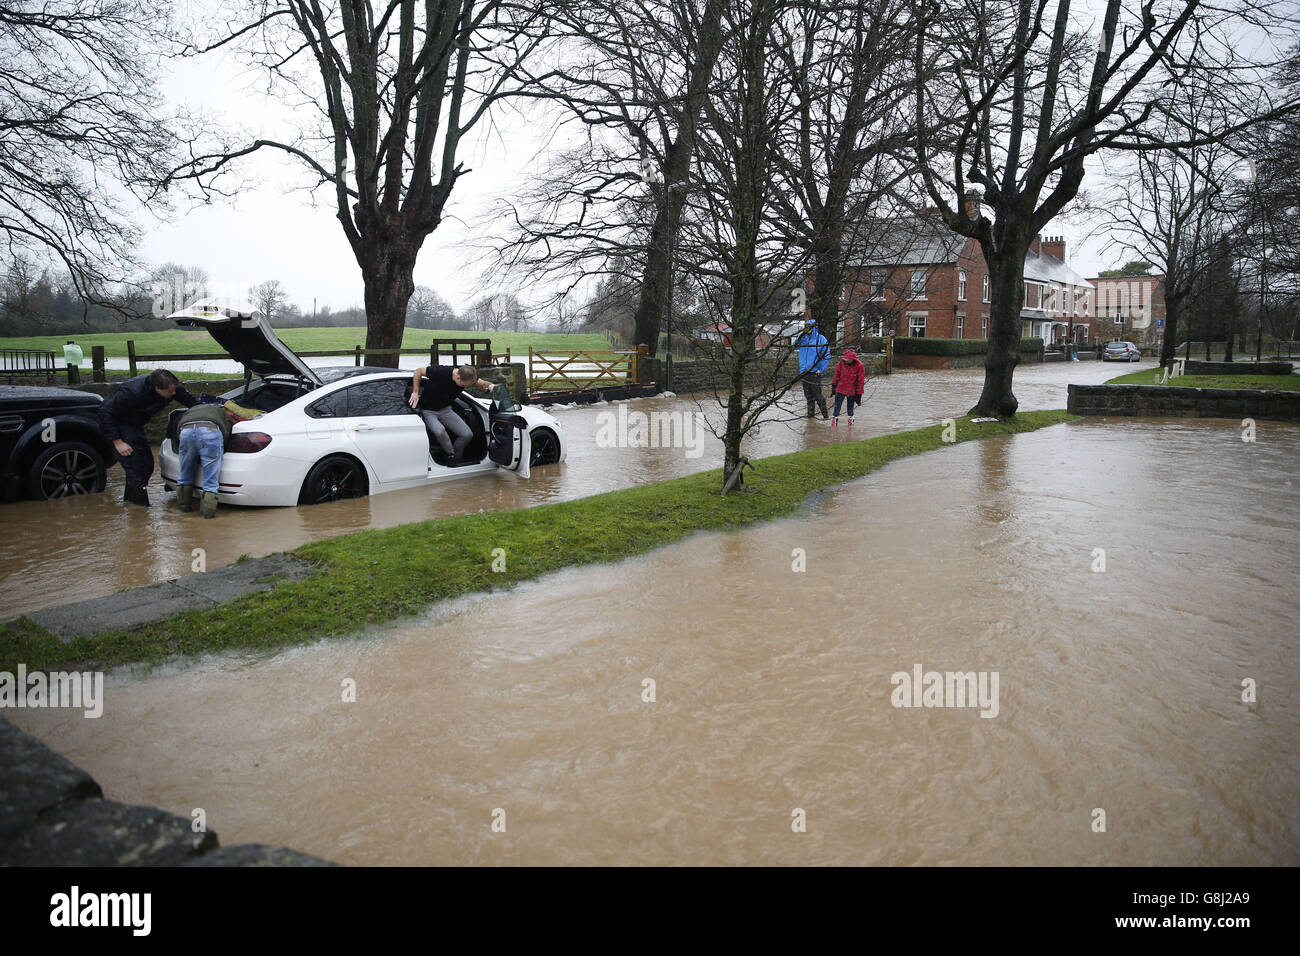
top-left (177, 485), bottom-right (194, 512)
top-left (200, 491), bottom-right (218, 519)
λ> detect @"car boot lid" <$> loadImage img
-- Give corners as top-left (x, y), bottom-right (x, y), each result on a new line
top-left (167, 297), bottom-right (321, 385)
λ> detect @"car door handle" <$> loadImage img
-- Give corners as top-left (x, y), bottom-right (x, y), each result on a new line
top-left (352, 423), bottom-right (375, 431)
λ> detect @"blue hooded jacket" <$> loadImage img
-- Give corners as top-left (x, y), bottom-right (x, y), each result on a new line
top-left (797, 323), bottom-right (829, 374)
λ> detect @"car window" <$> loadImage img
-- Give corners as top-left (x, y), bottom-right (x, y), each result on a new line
top-left (342, 378), bottom-right (414, 417)
top-left (307, 389), bottom-right (348, 418)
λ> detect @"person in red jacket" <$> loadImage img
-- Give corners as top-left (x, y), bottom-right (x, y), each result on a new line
top-left (830, 348), bottom-right (866, 426)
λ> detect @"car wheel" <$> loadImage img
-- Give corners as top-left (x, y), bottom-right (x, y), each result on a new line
top-left (529, 427), bottom-right (561, 467)
top-left (298, 454), bottom-right (368, 505)
top-left (26, 442), bottom-right (106, 500)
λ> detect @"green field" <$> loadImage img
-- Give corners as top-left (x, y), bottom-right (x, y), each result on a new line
top-left (0, 327), bottom-right (614, 360)
top-left (1106, 369), bottom-right (1300, 390)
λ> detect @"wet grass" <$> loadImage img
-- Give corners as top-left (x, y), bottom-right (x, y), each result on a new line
top-left (0, 410), bottom-right (1076, 672)
top-left (1106, 369), bottom-right (1300, 390)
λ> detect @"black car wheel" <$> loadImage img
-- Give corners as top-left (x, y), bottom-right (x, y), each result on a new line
top-left (529, 427), bottom-right (561, 467)
top-left (299, 454), bottom-right (368, 505)
top-left (26, 442), bottom-right (106, 500)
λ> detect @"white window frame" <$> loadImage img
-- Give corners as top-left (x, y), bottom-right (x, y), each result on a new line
top-left (957, 270), bottom-right (967, 301)
top-left (908, 312), bottom-right (927, 337)
top-left (910, 269), bottom-right (927, 299)
top-left (982, 275), bottom-right (990, 302)
top-left (981, 315), bottom-right (988, 337)
top-left (955, 312), bottom-right (965, 338)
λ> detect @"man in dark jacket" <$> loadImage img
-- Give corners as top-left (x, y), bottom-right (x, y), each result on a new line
top-left (98, 369), bottom-right (197, 506)
top-left (175, 403), bottom-right (233, 518)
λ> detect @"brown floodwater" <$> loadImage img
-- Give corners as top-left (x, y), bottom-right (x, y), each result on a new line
top-left (1, 360), bottom-right (1136, 619)
top-left (9, 416), bottom-right (1298, 865)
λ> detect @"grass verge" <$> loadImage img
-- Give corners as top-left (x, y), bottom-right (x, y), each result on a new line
top-left (0, 410), bottom-right (1076, 672)
top-left (1106, 369), bottom-right (1300, 390)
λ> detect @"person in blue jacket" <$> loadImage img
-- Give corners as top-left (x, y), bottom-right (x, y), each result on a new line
top-left (98, 369), bottom-right (197, 506)
top-left (796, 318), bottom-right (830, 419)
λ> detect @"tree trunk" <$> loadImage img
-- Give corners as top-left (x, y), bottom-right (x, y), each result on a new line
top-left (970, 253), bottom-right (1025, 417)
top-left (810, 227), bottom-right (843, 348)
top-left (360, 243), bottom-right (418, 368)
top-left (1160, 294), bottom-right (1180, 368)
top-left (1224, 314), bottom-right (1236, 362)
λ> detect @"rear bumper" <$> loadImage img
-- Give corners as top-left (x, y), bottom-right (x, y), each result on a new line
top-left (159, 443), bottom-right (307, 507)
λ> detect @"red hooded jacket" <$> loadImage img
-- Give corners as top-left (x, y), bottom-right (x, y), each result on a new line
top-left (832, 350), bottom-right (866, 396)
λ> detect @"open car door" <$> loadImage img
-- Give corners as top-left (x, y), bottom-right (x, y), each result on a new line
top-left (486, 384), bottom-right (531, 479)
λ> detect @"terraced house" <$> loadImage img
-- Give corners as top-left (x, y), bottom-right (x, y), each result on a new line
top-left (840, 214), bottom-right (1096, 346)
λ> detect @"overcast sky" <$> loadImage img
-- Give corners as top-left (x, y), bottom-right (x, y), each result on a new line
top-left (134, 4), bottom-right (1211, 318)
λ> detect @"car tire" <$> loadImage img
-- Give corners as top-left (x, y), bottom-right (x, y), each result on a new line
top-left (26, 441), bottom-right (106, 500)
top-left (298, 454), bottom-right (368, 505)
top-left (529, 427), bottom-right (561, 467)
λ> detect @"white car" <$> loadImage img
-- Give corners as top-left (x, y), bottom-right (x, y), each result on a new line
top-left (158, 299), bottom-right (565, 507)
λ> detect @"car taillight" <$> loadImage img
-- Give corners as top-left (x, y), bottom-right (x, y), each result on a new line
top-left (228, 432), bottom-right (273, 453)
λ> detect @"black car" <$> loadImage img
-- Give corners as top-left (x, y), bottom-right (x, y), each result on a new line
top-left (0, 386), bottom-right (112, 501)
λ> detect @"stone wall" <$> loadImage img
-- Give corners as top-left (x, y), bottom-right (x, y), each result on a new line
top-left (1067, 384), bottom-right (1300, 422)
top-left (0, 715), bottom-right (333, 865)
top-left (646, 352), bottom-right (888, 394)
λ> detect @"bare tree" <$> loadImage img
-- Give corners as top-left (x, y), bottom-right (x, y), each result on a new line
top-left (169, 1), bottom-right (553, 365)
top-left (484, 0), bottom-right (728, 356)
top-left (913, 0), bottom-right (1298, 416)
top-left (0, 1), bottom-right (179, 308)
top-left (250, 278), bottom-right (290, 323)
top-left (1096, 81), bottom-right (1239, 367)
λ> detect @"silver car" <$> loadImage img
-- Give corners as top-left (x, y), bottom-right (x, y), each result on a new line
top-left (1102, 340), bottom-right (1142, 362)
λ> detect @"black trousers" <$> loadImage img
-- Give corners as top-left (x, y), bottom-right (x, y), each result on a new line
top-left (111, 424), bottom-right (154, 489)
top-left (801, 373), bottom-right (827, 417)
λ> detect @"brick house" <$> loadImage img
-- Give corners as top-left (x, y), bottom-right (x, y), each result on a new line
top-left (839, 216), bottom-right (1096, 345)
top-left (1086, 273), bottom-right (1166, 349)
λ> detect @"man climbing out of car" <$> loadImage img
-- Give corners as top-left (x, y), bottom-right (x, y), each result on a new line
top-left (98, 369), bottom-right (198, 507)
top-left (408, 363), bottom-right (494, 465)
top-left (175, 402), bottom-right (234, 518)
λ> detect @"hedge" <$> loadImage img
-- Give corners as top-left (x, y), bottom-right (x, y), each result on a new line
top-left (859, 336), bottom-right (1045, 357)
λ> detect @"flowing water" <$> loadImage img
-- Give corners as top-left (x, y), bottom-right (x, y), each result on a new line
top-left (7, 416), bottom-right (1298, 865)
top-left (2, 360), bottom-right (1135, 619)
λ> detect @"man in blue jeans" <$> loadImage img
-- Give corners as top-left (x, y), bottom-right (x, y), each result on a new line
top-left (176, 404), bottom-right (233, 518)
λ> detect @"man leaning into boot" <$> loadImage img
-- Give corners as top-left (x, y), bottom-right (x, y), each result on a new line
top-left (175, 403), bottom-right (233, 518)
top-left (98, 369), bottom-right (197, 507)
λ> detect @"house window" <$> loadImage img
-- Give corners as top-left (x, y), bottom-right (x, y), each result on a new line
top-left (958, 270), bottom-right (967, 300)
top-left (982, 275), bottom-right (990, 302)
top-left (981, 315), bottom-right (988, 337)
top-left (869, 270), bottom-right (886, 299)
top-left (1050, 287), bottom-right (1058, 311)
top-left (869, 318), bottom-right (885, 336)
top-left (910, 269), bottom-right (927, 298)
top-left (908, 312), bottom-right (927, 337)
top-left (956, 313), bottom-right (965, 338)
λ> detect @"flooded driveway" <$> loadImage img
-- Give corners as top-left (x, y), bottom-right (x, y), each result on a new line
top-left (2, 361), bottom-right (1137, 619)
top-left (9, 416), bottom-right (1297, 865)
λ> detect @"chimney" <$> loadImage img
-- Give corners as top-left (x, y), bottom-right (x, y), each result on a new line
top-left (1043, 235), bottom-right (1066, 261)
top-left (1030, 234), bottom-right (1041, 254)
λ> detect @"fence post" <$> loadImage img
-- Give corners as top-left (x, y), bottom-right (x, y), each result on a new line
top-left (355, 345), bottom-right (362, 367)
top-left (92, 346), bottom-right (106, 383)
top-left (65, 340), bottom-right (80, 385)
top-left (127, 340), bottom-right (137, 377)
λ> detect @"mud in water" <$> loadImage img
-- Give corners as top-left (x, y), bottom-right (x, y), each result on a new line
top-left (10, 417), bottom-right (1298, 865)
top-left (1, 361), bottom-right (1136, 619)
